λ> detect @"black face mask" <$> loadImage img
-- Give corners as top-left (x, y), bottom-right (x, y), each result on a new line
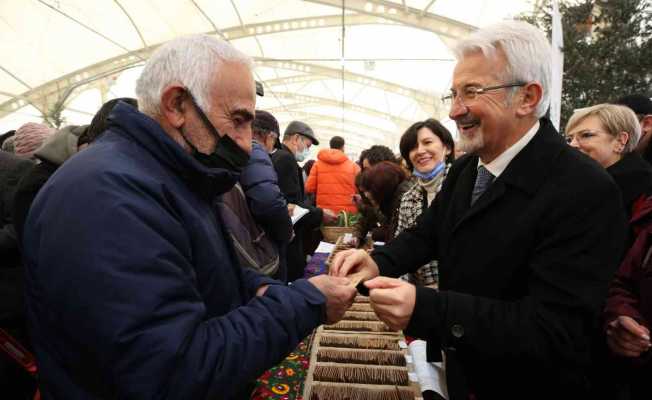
top-left (179, 90), bottom-right (250, 173)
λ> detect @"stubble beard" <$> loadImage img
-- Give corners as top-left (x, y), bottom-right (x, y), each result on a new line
top-left (458, 128), bottom-right (484, 155)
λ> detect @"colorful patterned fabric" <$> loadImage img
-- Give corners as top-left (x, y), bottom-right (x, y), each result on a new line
top-left (396, 164), bottom-right (450, 287)
top-left (251, 335), bottom-right (313, 400)
top-left (251, 250), bottom-right (328, 399)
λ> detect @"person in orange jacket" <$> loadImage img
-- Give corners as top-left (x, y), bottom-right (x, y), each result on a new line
top-left (305, 136), bottom-right (360, 213)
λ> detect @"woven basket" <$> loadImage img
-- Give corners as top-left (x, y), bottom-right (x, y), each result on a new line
top-left (320, 226), bottom-right (354, 244)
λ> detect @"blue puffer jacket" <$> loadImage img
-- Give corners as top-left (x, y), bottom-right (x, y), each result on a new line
top-left (23, 103), bottom-right (326, 399)
top-left (240, 142), bottom-right (292, 243)
top-left (240, 142), bottom-right (293, 281)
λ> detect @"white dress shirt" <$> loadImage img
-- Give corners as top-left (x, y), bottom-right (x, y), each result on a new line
top-left (478, 121), bottom-right (540, 177)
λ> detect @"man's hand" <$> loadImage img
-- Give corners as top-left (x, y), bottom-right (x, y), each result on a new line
top-left (329, 249), bottom-right (380, 282)
top-left (606, 316), bottom-right (651, 358)
top-left (288, 203), bottom-right (296, 217)
top-left (365, 277), bottom-right (416, 331)
top-left (308, 275), bottom-right (357, 324)
top-left (322, 208), bottom-right (338, 224)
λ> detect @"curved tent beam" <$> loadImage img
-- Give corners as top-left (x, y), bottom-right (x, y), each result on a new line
top-left (254, 58), bottom-right (438, 111)
top-left (303, 0), bottom-right (475, 48)
top-left (0, 9), bottom-right (462, 119)
top-left (0, 14), bottom-right (394, 119)
top-left (262, 91), bottom-right (413, 127)
top-left (275, 110), bottom-right (397, 142)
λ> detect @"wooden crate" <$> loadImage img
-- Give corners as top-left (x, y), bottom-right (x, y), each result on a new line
top-left (303, 297), bottom-right (422, 399)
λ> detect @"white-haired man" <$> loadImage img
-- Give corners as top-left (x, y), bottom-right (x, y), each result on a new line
top-left (332, 21), bottom-right (627, 399)
top-left (23, 35), bottom-right (356, 399)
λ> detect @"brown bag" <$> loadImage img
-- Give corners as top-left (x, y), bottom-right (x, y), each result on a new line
top-left (218, 183), bottom-right (279, 276)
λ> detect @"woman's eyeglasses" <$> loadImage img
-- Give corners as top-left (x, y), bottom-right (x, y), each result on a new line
top-left (565, 130), bottom-right (607, 144)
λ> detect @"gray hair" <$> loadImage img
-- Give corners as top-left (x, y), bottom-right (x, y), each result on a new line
top-left (453, 20), bottom-right (551, 118)
top-left (566, 103), bottom-right (641, 153)
top-left (136, 34), bottom-right (253, 116)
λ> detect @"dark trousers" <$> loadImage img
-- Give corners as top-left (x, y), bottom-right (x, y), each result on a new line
top-left (286, 236), bottom-right (306, 282)
top-left (233, 382), bottom-right (255, 399)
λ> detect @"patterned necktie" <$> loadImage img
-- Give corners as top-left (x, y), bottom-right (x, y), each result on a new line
top-left (471, 165), bottom-right (495, 205)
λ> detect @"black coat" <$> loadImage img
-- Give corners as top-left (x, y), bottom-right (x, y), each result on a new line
top-left (271, 145), bottom-right (323, 280)
top-left (0, 151), bottom-right (33, 390)
top-left (0, 151), bottom-right (32, 268)
top-left (607, 152), bottom-right (652, 220)
top-left (372, 119), bottom-right (628, 399)
top-left (12, 160), bottom-right (58, 248)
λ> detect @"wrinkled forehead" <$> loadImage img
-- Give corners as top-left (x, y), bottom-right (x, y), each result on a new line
top-left (211, 61), bottom-right (256, 107)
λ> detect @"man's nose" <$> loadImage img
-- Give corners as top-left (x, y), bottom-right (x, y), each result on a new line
top-left (448, 97), bottom-right (468, 120)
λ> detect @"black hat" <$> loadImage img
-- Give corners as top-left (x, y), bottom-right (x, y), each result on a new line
top-left (253, 110), bottom-right (279, 135)
top-left (284, 120), bottom-right (319, 145)
top-left (615, 94), bottom-right (652, 116)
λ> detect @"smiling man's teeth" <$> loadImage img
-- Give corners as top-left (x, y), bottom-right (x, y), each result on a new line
top-left (460, 123), bottom-right (478, 131)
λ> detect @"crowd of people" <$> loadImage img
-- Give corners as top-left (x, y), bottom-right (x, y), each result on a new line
top-left (0, 18), bottom-right (651, 400)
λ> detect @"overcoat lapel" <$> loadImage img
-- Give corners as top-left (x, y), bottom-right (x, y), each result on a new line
top-left (447, 160), bottom-right (476, 230)
top-left (450, 119), bottom-right (562, 234)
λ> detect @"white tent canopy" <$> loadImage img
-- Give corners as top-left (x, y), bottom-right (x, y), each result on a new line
top-left (0, 0), bottom-right (535, 156)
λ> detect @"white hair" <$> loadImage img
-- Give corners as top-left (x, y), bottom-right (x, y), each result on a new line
top-left (453, 20), bottom-right (552, 118)
top-left (135, 34), bottom-right (253, 116)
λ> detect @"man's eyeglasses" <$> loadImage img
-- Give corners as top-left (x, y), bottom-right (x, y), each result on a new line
top-left (441, 82), bottom-right (526, 107)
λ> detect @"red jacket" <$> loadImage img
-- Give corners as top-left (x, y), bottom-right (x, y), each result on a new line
top-left (305, 149), bottom-right (360, 213)
top-left (605, 196), bottom-right (652, 330)
top-left (604, 195), bottom-right (652, 397)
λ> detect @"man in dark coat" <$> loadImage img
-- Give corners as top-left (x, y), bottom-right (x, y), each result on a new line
top-left (237, 110), bottom-right (293, 281)
top-left (331, 21), bottom-right (627, 399)
top-left (271, 121), bottom-right (336, 281)
top-left (0, 150), bottom-right (32, 268)
top-left (12, 98), bottom-right (138, 246)
top-left (23, 35), bottom-right (356, 400)
top-left (0, 149), bottom-right (34, 397)
top-left (616, 94), bottom-right (652, 166)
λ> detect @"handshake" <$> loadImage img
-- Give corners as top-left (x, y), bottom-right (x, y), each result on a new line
top-left (308, 249), bottom-right (418, 330)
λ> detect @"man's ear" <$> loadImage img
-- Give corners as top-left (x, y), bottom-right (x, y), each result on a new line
top-left (515, 82), bottom-right (543, 117)
top-left (160, 86), bottom-right (187, 129)
top-left (642, 115), bottom-right (652, 137)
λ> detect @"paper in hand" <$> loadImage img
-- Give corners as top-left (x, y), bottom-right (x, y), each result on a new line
top-left (290, 205), bottom-right (310, 225)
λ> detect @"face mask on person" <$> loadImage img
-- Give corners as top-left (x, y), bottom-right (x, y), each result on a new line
top-left (179, 89), bottom-right (250, 173)
top-left (295, 136), bottom-right (310, 162)
top-left (413, 161), bottom-right (445, 180)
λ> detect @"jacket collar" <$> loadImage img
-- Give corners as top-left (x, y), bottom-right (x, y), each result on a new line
top-left (281, 143), bottom-right (294, 156)
top-left (607, 152), bottom-right (652, 208)
top-left (495, 118), bottom-right (564, 196)
top-left (452, 118), bottom-right (563, 230)
top-left (479, 120), bottom-right (539, 178)
top-left (106, 102), bottom-right (239, 199)
top-left (318, 148), bottom-right (347, 164)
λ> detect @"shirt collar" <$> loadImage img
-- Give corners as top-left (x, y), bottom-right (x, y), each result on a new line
top-left (478, 120), bottom-right (540, 177)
